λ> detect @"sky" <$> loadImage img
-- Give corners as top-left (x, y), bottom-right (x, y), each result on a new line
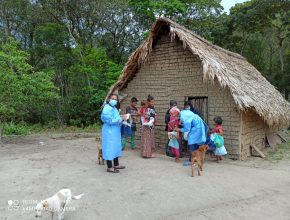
top-left (221, 0), bottom-right (248, 14)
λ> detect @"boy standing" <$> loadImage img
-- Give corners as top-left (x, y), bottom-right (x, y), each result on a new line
top-left (122, 97), bottom-right (138, 150)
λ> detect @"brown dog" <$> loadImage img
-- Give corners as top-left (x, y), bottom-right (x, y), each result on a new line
top-left (96, 136), bottom-right (105, 165)
top-left (191, 145), bottom-right (209, 177)
top-left (98, 148), bottom-right (105, 165)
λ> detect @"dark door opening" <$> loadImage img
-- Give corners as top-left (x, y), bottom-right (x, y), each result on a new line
top-left (185, 96), bottom-right (208, 123)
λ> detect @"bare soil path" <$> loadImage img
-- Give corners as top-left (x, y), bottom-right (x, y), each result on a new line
top-left (1, 134), bottom-right (289, 220)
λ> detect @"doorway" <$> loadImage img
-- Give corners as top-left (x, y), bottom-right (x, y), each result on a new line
top-left (185, 96), bottom-right (208, 123)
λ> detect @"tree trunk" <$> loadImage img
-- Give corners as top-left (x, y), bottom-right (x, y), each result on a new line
top-left (269, 46), bottom-right (273, 76)
top-left (240, 34), bottom-right (250, 55)
top-left (279, 45), bottom-right (284, 72)
top-left (277, 26), bottom-right (285, 72)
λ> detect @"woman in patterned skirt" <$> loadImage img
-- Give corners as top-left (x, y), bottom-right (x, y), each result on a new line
top-left (141, 95), bottom-right (156, 158)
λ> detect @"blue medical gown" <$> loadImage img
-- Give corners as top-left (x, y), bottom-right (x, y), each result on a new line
top-left (180, 111), bottom-right (208, 145)
top-left (180, 109), bottom-right (194, 120)
top-left (101, 104), bottom-right (122, 160)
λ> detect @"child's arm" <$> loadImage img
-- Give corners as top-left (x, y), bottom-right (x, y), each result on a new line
top-left (217, 128), bottom-right (223, 135)
top-left (168, 122), bottom-right (173, 131)
top-left (176, 129), bottom-right (180, 139)
top-left (137, 109), bottom-right (142, 116)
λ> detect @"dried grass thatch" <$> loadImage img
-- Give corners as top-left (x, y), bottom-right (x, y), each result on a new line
top-left (107, 18), bottom-right (290, 128)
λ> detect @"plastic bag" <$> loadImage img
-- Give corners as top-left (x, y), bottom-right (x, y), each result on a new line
top-left (183, 132), bottom-right (189, 141)
top-left (214, 134), bottom-right (224, 148)
top-left (168, 131), bottom-right (178, 140)
top-left (121, 124), bottom-right (132, 137)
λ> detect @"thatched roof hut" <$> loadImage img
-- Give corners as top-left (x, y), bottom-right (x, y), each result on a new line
top-left (108, 18), bottom-right (290, 159)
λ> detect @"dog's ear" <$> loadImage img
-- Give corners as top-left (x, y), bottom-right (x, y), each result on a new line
top-left (43, 201), bottom-right (49, 209)
top-left (200, 145), bottom-right (208, 152)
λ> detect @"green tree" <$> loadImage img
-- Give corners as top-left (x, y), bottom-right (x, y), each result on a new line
top-left (0, 38), bottom-right (58, 140)
top-left (226, 0), bottom-right (290, 98)
top-left (64, 47), bottom-right (122, 126)
top-left (129, 0), bottom-right (224, 39)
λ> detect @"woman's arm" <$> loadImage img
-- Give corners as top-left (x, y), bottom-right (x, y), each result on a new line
top-left (101, 107), bottom-right (121, 125)
top-left (180, 119), bottom-right (192, 133)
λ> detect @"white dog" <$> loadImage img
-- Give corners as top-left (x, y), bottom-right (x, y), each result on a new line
top-left (35, 188), bottom-right (84, 220)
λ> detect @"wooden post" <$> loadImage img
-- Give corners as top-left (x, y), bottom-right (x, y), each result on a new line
top-left (276, 133), bottom-right (287, 143)
top-left (250, 144), bottom-right (266, 158)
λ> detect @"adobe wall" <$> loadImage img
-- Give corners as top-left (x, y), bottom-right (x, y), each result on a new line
top-left (240, 110), bottom-right (268, 160)
top-left (120, 34), bottom-right (241, 158)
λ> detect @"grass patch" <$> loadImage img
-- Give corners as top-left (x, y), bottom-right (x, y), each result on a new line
top-left (2, 122), bottom-right (101, 136)
top-left (266, 139), bottom-right (290, 162)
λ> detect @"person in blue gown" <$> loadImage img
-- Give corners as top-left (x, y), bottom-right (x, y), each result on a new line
top-left (101, 94), bottom-right (126, 173)
top-left (176, 101), bottom-right (209, 165)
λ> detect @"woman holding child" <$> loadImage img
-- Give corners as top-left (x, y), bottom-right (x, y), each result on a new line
top-left (140, 95), bottom-right (156, 158)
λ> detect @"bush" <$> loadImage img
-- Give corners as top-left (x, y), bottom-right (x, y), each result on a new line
top-left (3, 122), bottom-right (30, 135)
top-left (2, 121), bottom-right (101, 136)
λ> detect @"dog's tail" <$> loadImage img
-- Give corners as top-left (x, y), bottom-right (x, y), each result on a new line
top-left (72, 193), bottom-right (84, 200)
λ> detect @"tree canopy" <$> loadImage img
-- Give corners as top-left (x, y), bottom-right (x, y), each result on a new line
top-left (0, 0), bottom-right (289, 128)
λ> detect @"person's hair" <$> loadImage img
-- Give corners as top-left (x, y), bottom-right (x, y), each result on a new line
top-left (106, 93), bottom-right (120, 109)
top-left (147, 94), bottom-right (154, 102)
top-left (141, 100), bottom-right (147, 106)
top-left (169, 100), bottom-right (177, 107)
top-left (184, 100), bottom-right (192, 108)
top-left (169, 107), bottom-right (180, 115)
top-left (106, 93), bottom-right (119, 103)
top-left (131, 97), bottom-right (138, 103)
top-left (213, 116), bottom-right (223, 125)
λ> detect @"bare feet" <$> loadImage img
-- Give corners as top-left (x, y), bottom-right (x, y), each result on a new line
top-left (175, 158), bottom-right (180, 163)
top-left (216, 156), bottom-right (223, 162)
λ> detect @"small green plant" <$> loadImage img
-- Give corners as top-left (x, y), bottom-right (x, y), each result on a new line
top-left (3, 122), bottom-right (31, 135)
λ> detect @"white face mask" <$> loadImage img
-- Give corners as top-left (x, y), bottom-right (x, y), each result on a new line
top-left (185, 107), bottom-right (190, 110)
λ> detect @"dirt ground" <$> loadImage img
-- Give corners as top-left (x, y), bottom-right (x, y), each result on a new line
top-left (1, 133), bottom-right (290, 220)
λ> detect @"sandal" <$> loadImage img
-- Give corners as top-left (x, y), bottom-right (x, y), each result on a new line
top-left (107, 168), bottom-right (119, 173)
top-left (114, 165), bottom-right (126, 169)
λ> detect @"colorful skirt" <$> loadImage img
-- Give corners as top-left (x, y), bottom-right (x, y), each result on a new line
top-left (141, 126), bottom-right (155, 158)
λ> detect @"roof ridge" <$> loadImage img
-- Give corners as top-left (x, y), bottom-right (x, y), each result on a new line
top-left (106, 17), bottom-right (290, 128)
top-left (158, 17), bottom-right (246, 61)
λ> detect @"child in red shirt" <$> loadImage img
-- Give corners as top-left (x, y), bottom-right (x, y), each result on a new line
top-left (168, 107), bottom-right (181, 162)
top-left (213, 116), bottom-right (227, 161)
top-left (138, 100), bottom-right (148, 126)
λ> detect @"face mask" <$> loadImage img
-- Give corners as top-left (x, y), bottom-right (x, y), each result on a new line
top-left (185, 107), bottom-right (190, 110)
top-left (109, 99), bottom-right (117, 107)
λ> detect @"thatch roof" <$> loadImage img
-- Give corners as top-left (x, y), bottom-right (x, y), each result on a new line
top-left (108, 17), bottom-right (290, 128)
